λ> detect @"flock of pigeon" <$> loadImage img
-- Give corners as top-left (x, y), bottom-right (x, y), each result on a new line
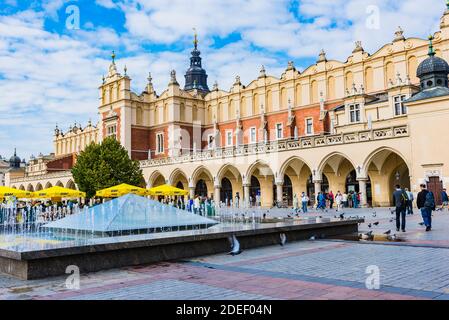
top-left (226, 207), bottom-right (411, 256)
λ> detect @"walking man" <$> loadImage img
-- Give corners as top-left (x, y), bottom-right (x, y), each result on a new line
top-left (405, 188), bottom-right (414, 215)
top-left (393, 184), bottom-right (407, 232)
top-left (417, 184), bottom-right (435, 231)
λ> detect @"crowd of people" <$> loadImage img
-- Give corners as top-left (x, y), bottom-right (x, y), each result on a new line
top-left (0, 197), bottom-right (83, 226)
top-left (157, 195), bottom-right (217, 216)
top-left (291, 190), bottom-right (362, 213)
top-left (393, 185), bottom-right (448, 233)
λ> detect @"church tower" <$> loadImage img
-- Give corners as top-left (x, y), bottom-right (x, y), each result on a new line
top-left (184, 30), bottom-right (210, 93)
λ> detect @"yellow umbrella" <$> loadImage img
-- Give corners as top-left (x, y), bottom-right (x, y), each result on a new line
top-left (148, 184), bottom-right (189, 196)
top-left (96, 183), bottom-right (147, 198)
top-left (0, 186), bottom-right (33, 199)
top-left (32, 186), bottom-right (86, 199)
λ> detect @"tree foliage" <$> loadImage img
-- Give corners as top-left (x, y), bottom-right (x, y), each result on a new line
top-left (71, 137), bottom-right (144, 198)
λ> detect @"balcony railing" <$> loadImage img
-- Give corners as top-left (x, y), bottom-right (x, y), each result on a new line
top-left (141, 125), bottom-right (409, 168)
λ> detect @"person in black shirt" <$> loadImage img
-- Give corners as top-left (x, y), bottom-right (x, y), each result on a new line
top-left (417, 184), bottom-right (433, 231)
top-left (392, 185), bottom-right (407, 232)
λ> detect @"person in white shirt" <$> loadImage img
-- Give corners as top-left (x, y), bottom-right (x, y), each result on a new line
top-left (293, 194), bottom-right (299, 213)
top-left (342, 193), bottom-right (348, 208)
top-left (194, 196), bottom-right (200, 215)
top-left (301, 192), bottom-right (309, 213)
top-left (335, 191), bottom-right (343, 212)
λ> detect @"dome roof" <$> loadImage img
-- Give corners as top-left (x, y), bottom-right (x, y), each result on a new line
top-left (417, 55), bottom-right (449, 78)
top-left (9, 149), bottom-right (21, 168)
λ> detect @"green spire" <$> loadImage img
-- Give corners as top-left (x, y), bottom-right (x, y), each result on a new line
top-left (193, 28), bottom-right (198, 50)
top-left (428, 35), bottom-right (435, 57)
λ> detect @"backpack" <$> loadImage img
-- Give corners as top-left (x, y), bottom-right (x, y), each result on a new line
top-left (400, 190), bottom-right (408, 207)
top-left (424, 191), bottom-right (436, 210)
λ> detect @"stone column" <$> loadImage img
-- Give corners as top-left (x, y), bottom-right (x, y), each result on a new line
top-left (276, 183), bottom-right (283, 204)
top-left (214, 186), bottom-right (221, 207)
top-left (314, 180), bottom-right (322, 204)
top-left (244, 184), bottom-right (250, 208)
top-left (358, 179), bottom-right (368, 207)
top-left (189, 187), bottom-right (195, 199)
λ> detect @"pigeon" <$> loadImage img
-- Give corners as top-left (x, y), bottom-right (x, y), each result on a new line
top-left (436, 207), bottom-right (443, 212)
top-left (389, 219), bottom-right (394, 223)
top-left (373, 222), bottom-right (379, 226)
top-left (339, 213), bottom-right (345, 220)
top-left (390, 208), bottom-right (395, 215)
top-left (359, 231), bottom-right (373, 240)
top-left (368, 223), bottom-right (372, 228)
top-left (372, 212), bottom-right (377, 218)
top-left (280, 233), bottom-right (287, 246)
top-left (228, 234), bottom-right (242, 256)
top-left (384, 230), bottom-right (391, 235)
top-left (387, 234), bottom-right (397, 241)
top-left (418, 222), bottom-right (425, 226)
top-left (309, 235), bottom-right (316, 241)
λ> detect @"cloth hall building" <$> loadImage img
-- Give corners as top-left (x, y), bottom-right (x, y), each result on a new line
top-left (7, 6), bottom-right (449, 208)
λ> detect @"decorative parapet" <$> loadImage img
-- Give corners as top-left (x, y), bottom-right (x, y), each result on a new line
top-left (10, 170), bottom-right (73, 184)
top-left (140, 125), bottom-right (409, 168)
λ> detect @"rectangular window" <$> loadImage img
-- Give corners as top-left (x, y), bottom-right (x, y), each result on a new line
top-left (305, 118), bottom-right (313, 135)
top-left (226, 130), bottom-right (233, 147)
top-left (249, 127), bottom-right (257, 144)
top-left (276, 123), bottom-right (283, 140)
top-left (106, 125), bottom-right (117, 139)
top-left (156, 133), bottom-right (164, 154)
top-left (394, 95), bottom-right (407, 116)
top-left (349, 104), bottom-right (361, 123)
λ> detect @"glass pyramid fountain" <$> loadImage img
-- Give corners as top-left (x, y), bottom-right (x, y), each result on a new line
top-left (43, 194), bottom-right (218, 236)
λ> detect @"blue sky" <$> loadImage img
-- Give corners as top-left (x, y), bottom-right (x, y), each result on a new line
top-left (0, 0), bottom-right (446, 160)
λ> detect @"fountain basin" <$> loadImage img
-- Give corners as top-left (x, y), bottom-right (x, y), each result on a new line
top-left (0, 218), bottom-right (362, 280)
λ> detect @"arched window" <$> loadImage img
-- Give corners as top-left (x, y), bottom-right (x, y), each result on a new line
top-left (218, 103), bottom-right (224, 122)
top-left (180, 103), bottom-right (186, 122)
top-left (206, 105), bottom-right (212, 123)
top-left (385, 62), bottom-right (395, 85)
top-left (116, 82), bottom-right (121, 100)
top-left (327, 76), bottom-right (336, 100)
top-left (345, 71), bottom-right (353, 92)
top-left (280, 87), bottom-right (287, 109)
top-left (252, 93), bottom-right (259, 116)
top-left (240, 97), bottom-right (247, 117)
top-left (407, 56), bottom-right (418, 84)
top-left (192, 105), bottom-right (198, 122)
top-left (295, 83), bottom-right (302, 106)
top-left (310, 80), bottom-right (318, 104)
top-left (266, 90), bottom-right (273, 112)
top-left (164, 104), bottom-right (169, 122)
top-left (136, 106), bottom-right (143, 125)
top-left (229, 100), bottom-right (235, 120)
top-left (364, 67), bottom-right (374, 92)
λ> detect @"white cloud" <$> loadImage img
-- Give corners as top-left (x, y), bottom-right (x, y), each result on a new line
top-left (0, 0), bottom-right (447, 160)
